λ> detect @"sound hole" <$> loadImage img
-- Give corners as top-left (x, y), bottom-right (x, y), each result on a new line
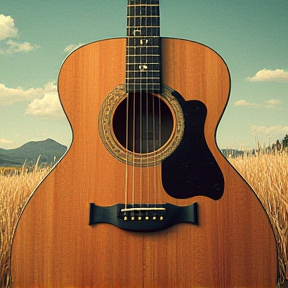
top-left (113, 92), bottom-right (174, 154)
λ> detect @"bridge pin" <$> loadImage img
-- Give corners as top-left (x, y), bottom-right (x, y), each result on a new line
top-left (145, 216), bottom-right (149, 220)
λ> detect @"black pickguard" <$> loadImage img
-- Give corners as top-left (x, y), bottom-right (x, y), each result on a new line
top-left (162, 90), bottom-right (224, 200)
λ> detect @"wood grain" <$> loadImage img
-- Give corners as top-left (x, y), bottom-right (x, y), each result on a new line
top-left (11, 38), bottom-right (278, 287)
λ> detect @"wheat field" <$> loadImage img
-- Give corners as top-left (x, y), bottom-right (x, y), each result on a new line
top-left (0, 161), bottom-right (51, 288)
top-left (228, 150), bottom-right (288, 285)
top-left (0, 152), bottom-right (287, 287)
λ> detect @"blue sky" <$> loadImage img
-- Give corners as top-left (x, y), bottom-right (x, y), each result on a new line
top-left (0, 0), bottom-right (287, 150)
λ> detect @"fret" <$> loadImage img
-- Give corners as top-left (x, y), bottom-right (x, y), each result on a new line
top-left (126, 69), bottom-right (160, 72)
top-left (126, 71), bottom-right (161, 79)
top-left (126, 55), bottom-right (160, 64)
top-left (127, 15), bottom-right (159, 17)
top-left (127, 36), bottom-right (159, 39)
top-left (128, 0), bottom-right (159, 4)
top-left (126, 84), bottom-right (161, 93)
top-left (127, 15), bottom-right (159, 18)
top-left (126, 61), bottom-right (160, 68)
top-left (127, 46), bottom-right (159, 54)
top-left (126, 65), bottom-right (160, 75)
top-left (127, 37), bottom-right (160, 47)
top-left (126, 63), bottom-right (160, 69)
top-left (127, 6), bottom-right (159, 17)
top-left (127, 27), bottom-right (160, 37)
top-left (126, 67), bottom-right (161, 73)
top-left (127, 26), bottom-right (160, 29)
top-left (127, 4), bottom-right (159, 7)
top-left (127, 50), bottom-right (159, 57)
top-left (126, 77), bottom-right (160, 85)
top-left (127, 16), bottom-right (159, 27)
top-left (126, 77), bottom-right (161, 82)
top-left (126, 83), bottom-right (161, 88)
top-left (126, 53), bottom-right (160, 57)
top-left (126, 76), bottom-right (161, 82)
top-left (126, 57), bottom-right (160, 64)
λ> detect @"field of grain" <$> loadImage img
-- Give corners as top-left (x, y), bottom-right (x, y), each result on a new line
top-left (0, 161), bottom-right (51, 288)
top-left (0, 152), bottom-right (287, 287)
top-left (228, 150), bottom-right (288, 284)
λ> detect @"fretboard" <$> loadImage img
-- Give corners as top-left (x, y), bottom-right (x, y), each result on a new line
top-left (126, 0), bottom-right (161, 92)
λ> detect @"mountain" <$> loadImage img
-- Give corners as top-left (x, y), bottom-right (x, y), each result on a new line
top-left (0, 139), bottom-right (245, 168)
top-left (0, 139), bottom-right (67, 167)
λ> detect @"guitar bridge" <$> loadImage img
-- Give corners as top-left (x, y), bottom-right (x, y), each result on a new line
top-left (89, 203), bottom-right (198, 232)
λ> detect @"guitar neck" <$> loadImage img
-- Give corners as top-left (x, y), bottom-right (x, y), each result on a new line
top-left (126, 0), bottom-right (161, 92)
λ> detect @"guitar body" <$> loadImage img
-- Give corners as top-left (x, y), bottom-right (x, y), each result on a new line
top-left (11, 38), bottom-right (278, 287)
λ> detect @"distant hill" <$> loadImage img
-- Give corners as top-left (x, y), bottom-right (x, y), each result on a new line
top-left (0, 139), bottom-right (67, 167)
top-left (0, 140), bottom-right (247, 167)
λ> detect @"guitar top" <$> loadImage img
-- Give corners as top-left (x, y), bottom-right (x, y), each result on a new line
top-left (11, 1), bottom-right (278, 287)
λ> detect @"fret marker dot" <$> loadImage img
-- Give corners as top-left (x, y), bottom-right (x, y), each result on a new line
top-left (139, 64), bottom-right (148, 72)
top-left (140, 39), bottom-right (149, 45)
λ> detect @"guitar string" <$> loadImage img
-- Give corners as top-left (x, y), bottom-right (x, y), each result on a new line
top-left (148, 0), bottom-right (154, 209)
top-left (153, 3), bottom-right (158, 208)
top-left (153, 0), bottom-right (158, 209)
top-left (146, 0), bottom-right (159, 210)
top-left (124, 0), bottom-right (131, 210)
top-left (145, 1), bottom-right (151, 208)
top-left (135, 0), bottom-right (140, 210)
top-left (152, 0), bottom-right (160, 209)
top-left (157, 0), bottom-right (163, 208)
top-left (139, 1), bottom-right (147, 210)
top-left (145, 0), bottom-right (150, 210)
top-left (139, 0), bottom-right (144, 209)
top-left (132, 1), bottom-right (137, 207)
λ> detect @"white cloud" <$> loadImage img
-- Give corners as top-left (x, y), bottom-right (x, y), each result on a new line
top-left (235, 99), bottom-right (282, 109)
top-left (0, 82), bottom-right (65, 119)
top-left (0, 14), bottom-right (17, 41)
top-left (5, 39), bottom-right (40, 53)
top-left (25, 92), bottom-right (65, 119)
top-left (235, 100), bottom-right (253, 106)
top-left (266, 99), bottom-right (282, 105)
top-left (63, 43), bottom-right (83, 54)
top-left (250, 125), bottom-right (288, 139)
top-left (0, 13), bottom-right (39, 54)
top-left (0, 82), bottom-right (56, 106)
top-left (246, 69), bottom-right (288, 82)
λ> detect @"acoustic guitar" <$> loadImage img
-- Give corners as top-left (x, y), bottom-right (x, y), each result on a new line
top-left (11, 0), bottom-right (278, 287)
